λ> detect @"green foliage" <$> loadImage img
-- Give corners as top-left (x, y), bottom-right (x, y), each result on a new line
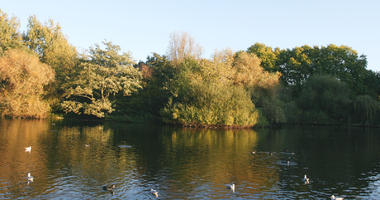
top-left (276, 45), bottom-right (368, 95)
top-left (0, 49), bottom-right (55, 118)
top-left (61, 42), bottom-right (142, 118)
top-left (252, 87), bottom-right (286, 124)
top-left (296, 75), bottom-right (351, 124)
top-left (248, 43), bottom-right (380, 126)
top-left (247, 43), bottom-right (278, 71)
top-left (0, 10), bottom-right (24, 55)
top-left (361, 70), bottom-right (380, 98)
top-left (159, 58), bottom-right (259, 127)
top-left (88, 41), bottom-right (134, 67)
top-left (2, 9), bottom-right (380, 127)
top-left (353, 95), bottom-right (380, 124)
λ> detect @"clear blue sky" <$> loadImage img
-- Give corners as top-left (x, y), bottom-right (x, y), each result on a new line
top-left (2, 0), bottom-right (380, 71)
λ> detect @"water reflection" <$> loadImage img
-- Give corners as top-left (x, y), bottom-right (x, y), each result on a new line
top-left (0, 120), bottom-right (379, 199)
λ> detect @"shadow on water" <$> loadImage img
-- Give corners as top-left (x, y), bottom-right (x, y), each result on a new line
top-left (0, 119), bottom-right (380, 199)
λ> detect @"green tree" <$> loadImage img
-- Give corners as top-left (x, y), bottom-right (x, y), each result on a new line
top-left (353, 95), bottom-right (379, 125)
top-left (296, 75), bottom-right (351, 124)
top-left (156, 38), bottom-right (280, 127)
top-left (88, 40), bottom-right (134, 68)
top-left (114, 54), bottom-right (174, 118)
top-left (276, 45), bottom-right (368, 95)
top-left (61, 42), bottom-right (142, 118)
top-left (0, 49), bottom-right (55, 118)
top-left (160, 58), bottom-right (259, 127)
top-left (247, 43), bottom-right (279, 71)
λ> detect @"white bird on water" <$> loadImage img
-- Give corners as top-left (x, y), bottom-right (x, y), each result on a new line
top-left (226, 183), bottom-right (235, 193)
top-left (151, 188), bottom-right (159, 198)
top-left (304, 174), bottom-right (310, 184)
top-left (25, 146), bottom-right (31, 152)
top-left (331, 195), bottom-right (344, 200)
top-left (27, 173), bottom-right (34, 183)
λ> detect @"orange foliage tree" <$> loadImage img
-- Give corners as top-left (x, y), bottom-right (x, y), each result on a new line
top-left (0, 49), bottom-right (55, 118)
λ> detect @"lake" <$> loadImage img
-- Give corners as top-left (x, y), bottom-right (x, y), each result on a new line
top-left (0, 119), bottom-right (379, 199)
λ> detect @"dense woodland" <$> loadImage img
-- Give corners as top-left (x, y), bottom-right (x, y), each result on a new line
top-left (1, 10), bottom-right (380, 128)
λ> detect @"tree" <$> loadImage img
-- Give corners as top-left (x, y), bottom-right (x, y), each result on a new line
top-left (168, 32), bottom-right (202, 65)
top-left (23, 16), bottom-right (78, 106)
top-left (0, 10), bottom-right (24, 55)
top-left (353, 95), bottom-right (379, 125)
top-left (61, 42), bottom-right (142, 118)
top-left (247, 43), bottom-right (279, 71)
top-left (296, 75), bottom-right (351, 124)
top-left (88, 40), bottom-right (134, 68)
top-left (232, 51), bottom-right (280, 89)
top-left (160, 58), bottom-right (259, 127)
top-left (157, 42), bottom-right (281, 127)
top-left (276, 45), bottom-right (368, 95)
top-left (0, 49), bottom-right (55, 118)
top-left (23, 16), bottom-right (77, 69)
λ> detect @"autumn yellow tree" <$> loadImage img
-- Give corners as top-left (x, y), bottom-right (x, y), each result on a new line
top-left (0, 9), bottom-right (24, 55)
top-left (0, 49), bottom-right (55, 118)
top-left (23, 16), bottom-right (78, 110)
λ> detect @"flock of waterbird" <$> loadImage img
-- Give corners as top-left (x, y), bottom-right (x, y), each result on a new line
top-left (22, 145), bottom-right (342, 199)
top-left (251, 151), bottom-right (343, 200)
top-left (24, 143), bottom-right (160, 198)
top-left (24, 146), bottom-right (33, 184)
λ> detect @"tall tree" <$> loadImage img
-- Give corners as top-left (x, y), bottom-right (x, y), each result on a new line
top-left (23, 16), bottom-right (77, 69)
top-left (168, 32), bottom-right (202, 65)
top-left (61, 41), bottom-right (142, 118)
top-left (23, 16), bottom-right (78, 105)
top-left (0, 10), bottom-right (24, 55)
top-left (297, 75), bottom-right (351, 124)
top-left (276, 45), bottom-right (368, 94)
top-left (0, 49), bottom-right (55, 118)
top-left (88, 41), bottom-right (134, 68)
top-left (247, 43), bottom-right (279, 71)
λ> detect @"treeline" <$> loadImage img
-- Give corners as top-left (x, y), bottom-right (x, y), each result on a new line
top-left (0, 10), bottom-right (379, 127)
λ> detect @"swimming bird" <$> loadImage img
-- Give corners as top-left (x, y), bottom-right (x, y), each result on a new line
top-left (330, 195), bottom-right (344, 200)
top-left (85, 144), bottom-right (90, 148)
top-left (27, 173), bottom-right (34, 183)
top-left (103, 184), bottom-right (115, 195)
top-left (151, 188), bottom-right (159, 198)
top-left (304, 174), bottom-right (310, 184)
top-left (103, 184), bottom-right (115, 192)
top-left (226, 183), bottom-right (235, 193)
top-left (251, 151), bottom-right (256, 155)
top-left (25, 146), bottom-right (31, 152)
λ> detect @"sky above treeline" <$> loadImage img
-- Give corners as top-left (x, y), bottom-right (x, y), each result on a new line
top-left (2, 0), bottom-right (380, 71)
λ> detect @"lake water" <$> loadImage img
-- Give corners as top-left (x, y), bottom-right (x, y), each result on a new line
top-left (0, 119), bottom-right (379, 199)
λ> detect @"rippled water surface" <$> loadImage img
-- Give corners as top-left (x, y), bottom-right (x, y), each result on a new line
top-left (0, 120), bottom-right (380, 199)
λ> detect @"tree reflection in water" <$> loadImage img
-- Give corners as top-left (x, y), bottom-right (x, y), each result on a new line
top-left (0, 120), bottom-right (380, 199)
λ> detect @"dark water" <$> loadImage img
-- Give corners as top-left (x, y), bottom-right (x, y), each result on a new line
top-left (0, 120), bottom-right (379, 199)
